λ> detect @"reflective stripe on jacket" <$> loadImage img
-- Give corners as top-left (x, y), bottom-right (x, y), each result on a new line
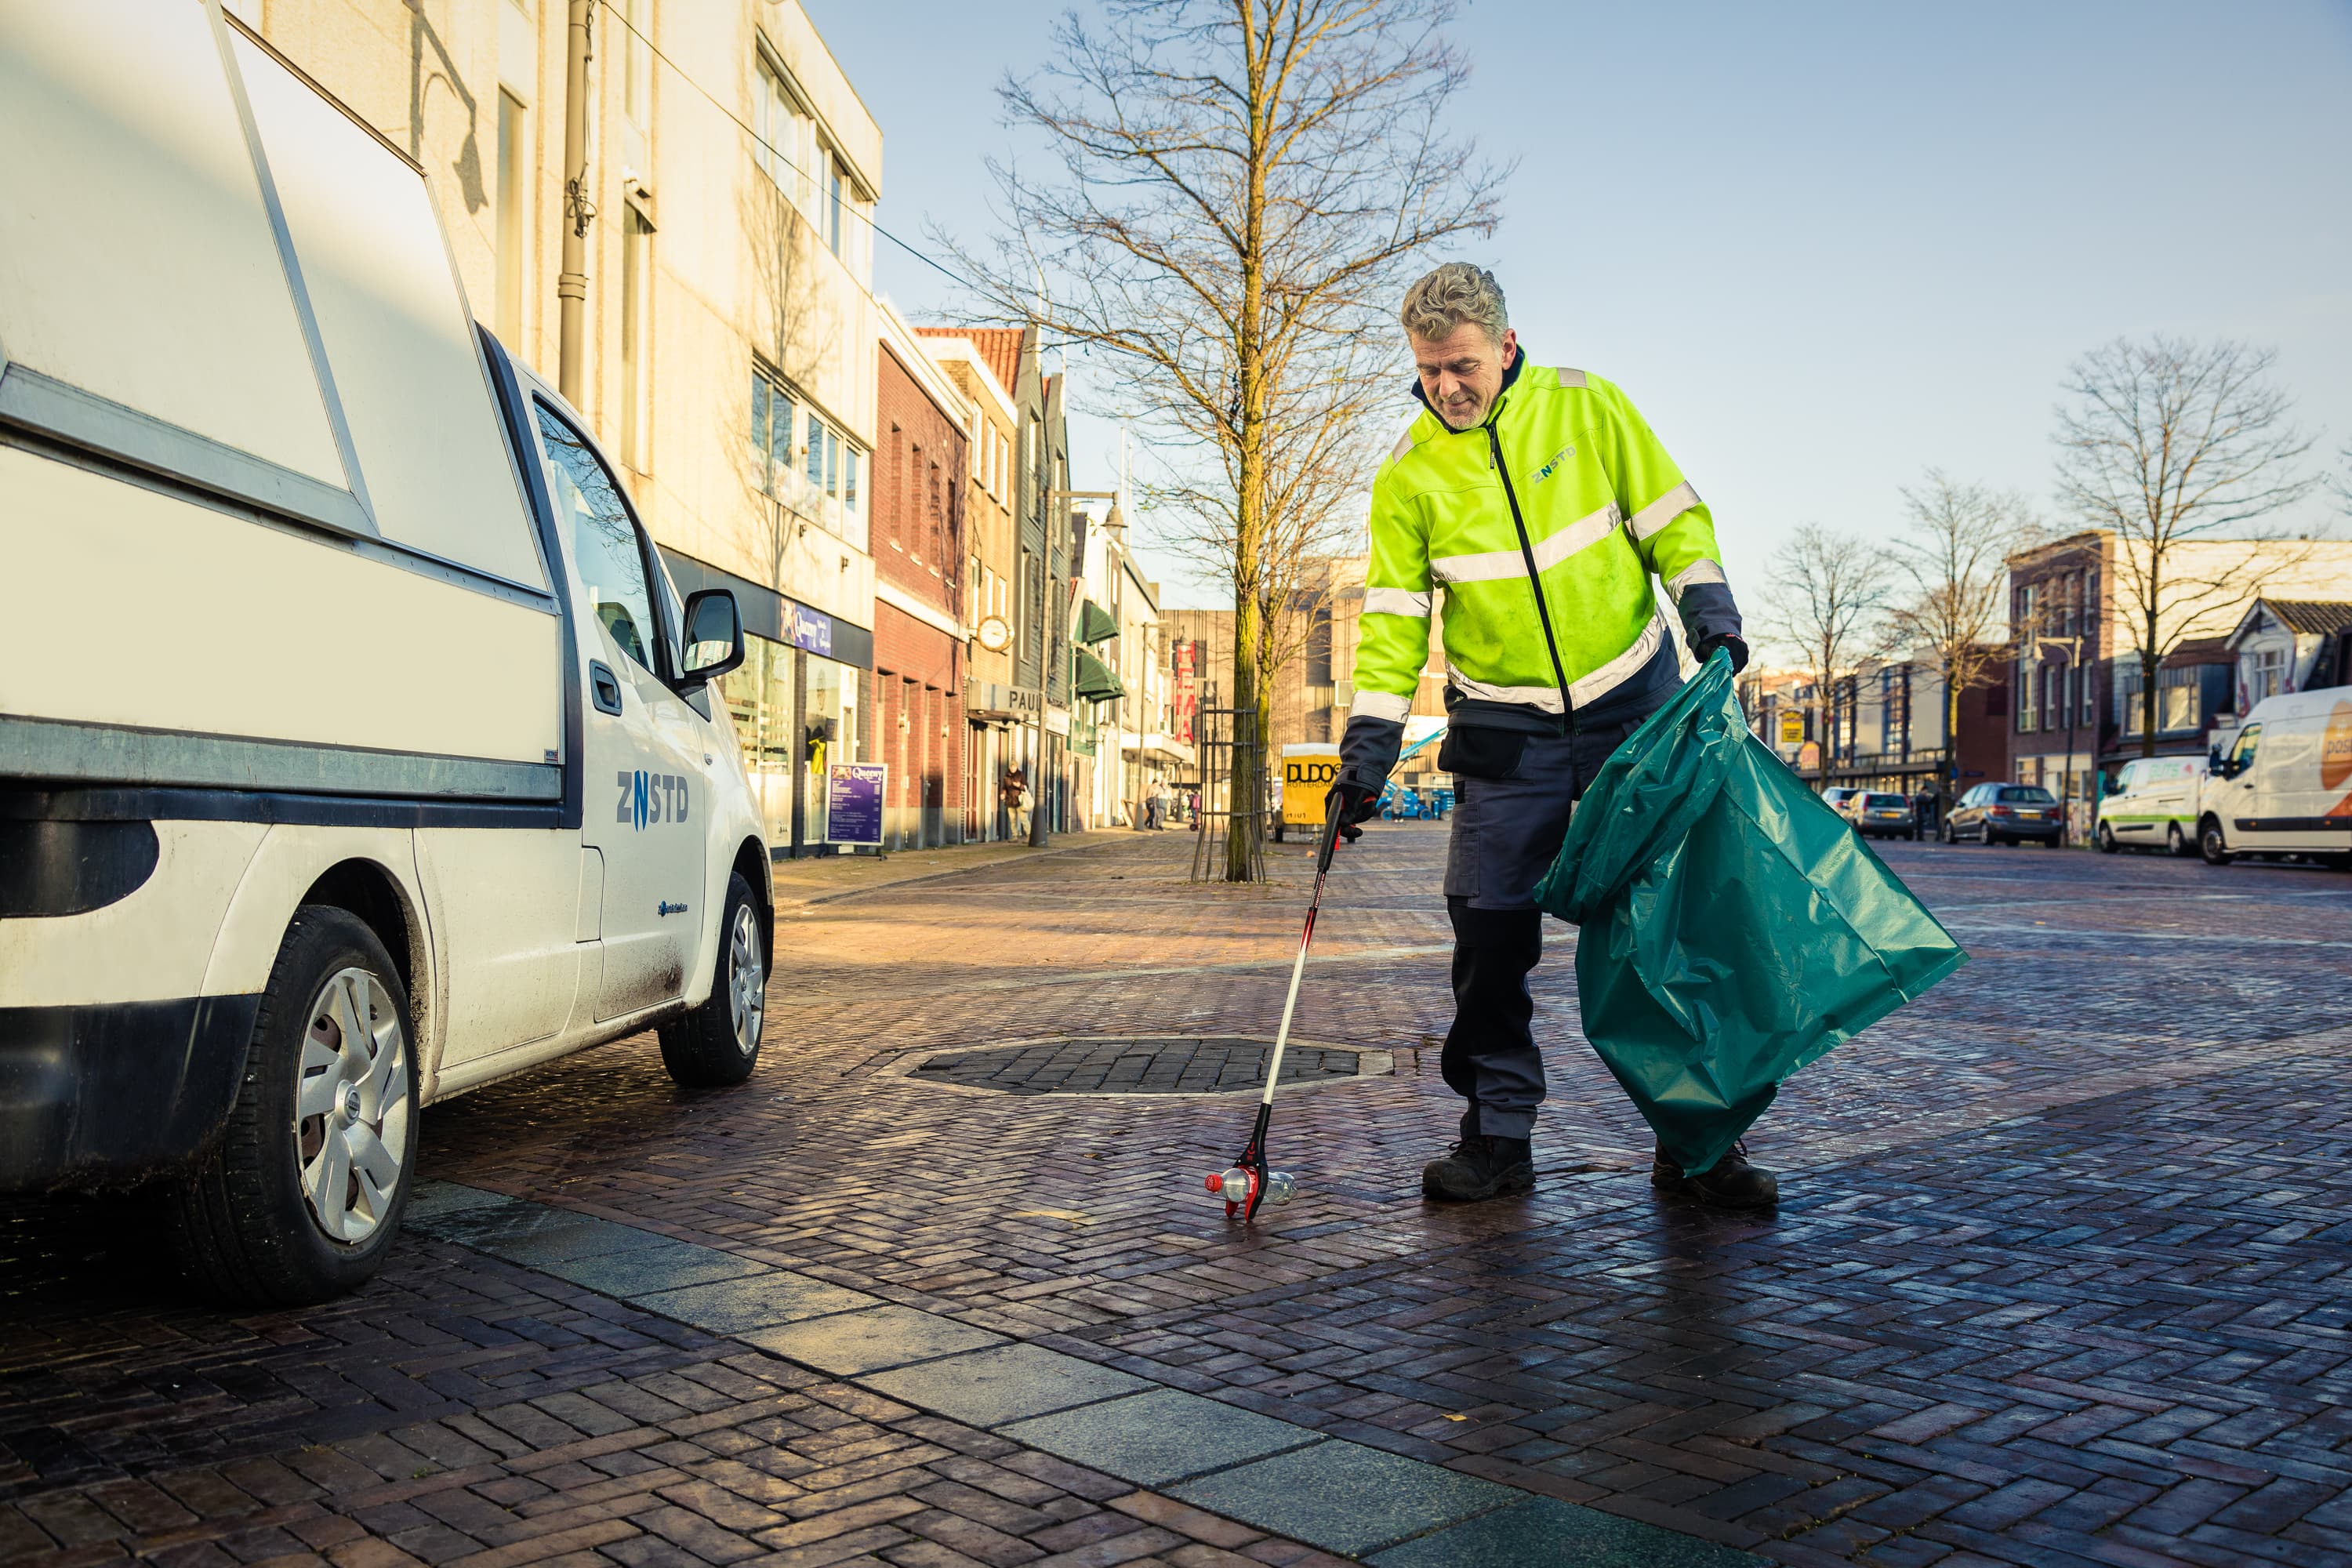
top-left (1352, 352), bottom-right (1740, 728)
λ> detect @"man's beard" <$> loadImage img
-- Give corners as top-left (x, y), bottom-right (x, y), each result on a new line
top-left (1439, 397), bottom-right (1483, 430)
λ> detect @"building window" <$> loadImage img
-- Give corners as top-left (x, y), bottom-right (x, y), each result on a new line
top-left (753, 53), bottom-right (809, 205)
top-left (619, 207), bottom-right (652, 470)
top-left (495, 90), bottom-right (528, 348)
top-left (616, 0), bottom-right (652, 126)
top-left (2251, 645), bottom-right (2285, 704)
top-left (2016, 661), bottom-right (2036, 732)
top-left (751, 367), bottom-right (862, 540)
top-left (822, 141), bottom-right (844, 255)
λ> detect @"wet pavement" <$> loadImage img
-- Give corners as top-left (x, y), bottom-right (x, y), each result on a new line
top-left (6, 826), bottom-right (2352, 1566)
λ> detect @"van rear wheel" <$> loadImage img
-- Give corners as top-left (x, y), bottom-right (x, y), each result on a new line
top-left (659, 872), bottom-right (766, 1088)
top-left (169, 907), bottom-right (416, 1305)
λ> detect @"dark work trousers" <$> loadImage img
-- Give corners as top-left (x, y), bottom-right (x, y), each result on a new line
top-left (1440, 715), bottom-right (1649, 1141)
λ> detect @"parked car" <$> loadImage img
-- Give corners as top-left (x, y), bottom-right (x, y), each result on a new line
top-left (1842, 792), bottom-right (1918, 840)
top-left (1943, 783), bottom-right (2064, 845)
top-left (0, 10), bottom-right (771, 1304)
top-left (2096, 755), bottom-right (2203, 856)
top-left (1820, 787), bottom-right (1863, 815)
top-left (2197, 688), bottom-right (2352, 868)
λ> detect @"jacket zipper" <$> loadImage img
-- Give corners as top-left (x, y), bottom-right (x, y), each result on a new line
top-left (1484, 419), bottom-right (1577, 735)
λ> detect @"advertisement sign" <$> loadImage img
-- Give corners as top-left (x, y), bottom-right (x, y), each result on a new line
top-left (1777, 710), bottom-right (1805, 748)
top-left (786, 601), bottom-right (834, 658)
top-left (1171, 640), bottom-right (1199, 745)
top-left (1279, 743), bottom-right (1339, 829)
top-left (825, 762), bottom-right (884, 845)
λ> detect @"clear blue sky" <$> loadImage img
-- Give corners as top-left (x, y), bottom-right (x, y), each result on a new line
top-left (810, 0), bottom-right (2352, 610)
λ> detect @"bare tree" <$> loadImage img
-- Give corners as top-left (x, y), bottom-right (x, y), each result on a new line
top-left (942, 0), bottom-right (1504, 879)
top-left (2053, 336), bottom-right (2318, 757)
top-left (1885, 471), bottom-right (2036, 803)
top-left (1765, 525), bottom-right (1896, 786)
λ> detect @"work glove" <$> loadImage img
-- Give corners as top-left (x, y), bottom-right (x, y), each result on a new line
top-left (1324, 780), bottom-right (1381, 842)
top-left (1331, 713), bottom-right (1404, 844)
top-left (1695, 633), bottom-right (1750, 674)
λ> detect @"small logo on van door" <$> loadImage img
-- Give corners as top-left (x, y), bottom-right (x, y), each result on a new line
top-left (2325, 701), bottom-right (2352, 789)
top-left (617, 769), bottom-right (691, 829)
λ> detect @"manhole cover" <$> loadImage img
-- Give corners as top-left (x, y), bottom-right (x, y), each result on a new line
top-left (909, 1035), bottom-right (1375, 1096)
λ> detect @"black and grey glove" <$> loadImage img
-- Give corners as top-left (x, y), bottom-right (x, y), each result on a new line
top-left (1695, 633), bottom-right (1750, 674)
top-left (1329, 713), bottom-right (1403, 842)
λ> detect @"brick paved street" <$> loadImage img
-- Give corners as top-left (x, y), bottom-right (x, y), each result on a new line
top-left (8, 826), bottom-right (2352, 1566)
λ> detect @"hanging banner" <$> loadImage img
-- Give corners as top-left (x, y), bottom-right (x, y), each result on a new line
top-left (1172, 640), bottom-right (1199, 744)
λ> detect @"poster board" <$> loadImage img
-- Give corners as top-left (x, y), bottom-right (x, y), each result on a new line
top-left (825, 761), bottom-right (884, 845)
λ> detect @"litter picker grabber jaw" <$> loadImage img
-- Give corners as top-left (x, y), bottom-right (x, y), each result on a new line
top-left (1205, 797), bottom-right (1346, 1221)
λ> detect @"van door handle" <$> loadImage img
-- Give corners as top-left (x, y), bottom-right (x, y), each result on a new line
top-left (590, 661), bottom-right (624, 715)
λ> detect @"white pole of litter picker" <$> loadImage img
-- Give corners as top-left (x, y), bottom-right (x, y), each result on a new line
top-left (1212, 798), bottom-right (1348, 1219)
top-left (1261, 801), bottom-right (1343, 1106)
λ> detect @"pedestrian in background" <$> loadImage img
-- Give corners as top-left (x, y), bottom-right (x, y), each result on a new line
top-left (1004, 769), bottom-right (1030, 842)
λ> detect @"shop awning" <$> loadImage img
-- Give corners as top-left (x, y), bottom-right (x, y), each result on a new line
top-left (1073, 646), bottom-right (1126, 702)
top-left (1076, 599), bottom-right (1119, 645)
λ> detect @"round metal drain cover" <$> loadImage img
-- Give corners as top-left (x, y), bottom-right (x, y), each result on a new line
top-left (910, 1035), bottom-right (1372, 1096)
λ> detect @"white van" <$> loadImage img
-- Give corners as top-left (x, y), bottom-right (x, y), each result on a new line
top-left (2198, 688), bottom-right (2352, 868)
top-left (0, 5), bottom-right (771, 1301)
top-left (2094, 755), bottom-right (2204, 856)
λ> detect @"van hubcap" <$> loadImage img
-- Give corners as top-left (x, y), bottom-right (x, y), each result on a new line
top-left (294, 967), bottom-right (410, 1244)
top-left (728, 905), bottom-right (765, 1052)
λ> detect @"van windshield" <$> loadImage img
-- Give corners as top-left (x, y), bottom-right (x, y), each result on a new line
top-left (1998, 786), bottom-right (2056, 804)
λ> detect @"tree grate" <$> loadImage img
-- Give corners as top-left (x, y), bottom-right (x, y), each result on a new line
top-left (911, 1036), bottom-right (1362, 1096)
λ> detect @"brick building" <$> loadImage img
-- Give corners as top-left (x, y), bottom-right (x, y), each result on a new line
top-left (916, 327), bottom-right (1025, 840)
top-left (873, 307), bottom-right (970, 848)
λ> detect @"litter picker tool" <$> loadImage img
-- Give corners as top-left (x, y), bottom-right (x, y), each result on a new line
top-left (1206, 795), bottom-right (1348, 1220)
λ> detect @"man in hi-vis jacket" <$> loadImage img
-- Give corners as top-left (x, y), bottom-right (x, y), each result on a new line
top-left (1330, 263), bottom-right (1774, 1208)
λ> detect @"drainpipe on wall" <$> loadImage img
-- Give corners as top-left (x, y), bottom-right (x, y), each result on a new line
top-left (556, 0), bottom-right (596, 405)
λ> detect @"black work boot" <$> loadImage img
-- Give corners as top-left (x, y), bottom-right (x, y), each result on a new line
top-left (1651, 1140), bottom-right (1779, 1209)
top-left (1422, 1135), bottom-right (1535, 1202)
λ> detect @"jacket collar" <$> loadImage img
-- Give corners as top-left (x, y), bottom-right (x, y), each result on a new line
top-left (1410, 342), bottom-right (1524, 431)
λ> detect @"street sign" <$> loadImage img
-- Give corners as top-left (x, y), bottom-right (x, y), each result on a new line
top-left (1777, 710), bottom-right (1804, 747)
top-left (825, 761), bottom-right (885, 845)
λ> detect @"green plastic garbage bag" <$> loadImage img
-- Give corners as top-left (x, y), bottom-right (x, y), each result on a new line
top-left (1532, 650), bottom-right (1966, 1176)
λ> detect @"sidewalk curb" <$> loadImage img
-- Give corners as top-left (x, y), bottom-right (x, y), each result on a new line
top-left (779, 833), bottom-right (1152, 912)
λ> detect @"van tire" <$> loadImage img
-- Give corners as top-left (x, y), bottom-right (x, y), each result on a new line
top-left (2096, 822), bottom-right (2117, 854)
top-left (2199, 816), bottom-right (2233, 867)
top-left (168, 908), bottom-right (416, 1305)
top-left (659, 872), bottom-right (766, 1088)
top-left (2166, 822), bottom-right (2189, 857)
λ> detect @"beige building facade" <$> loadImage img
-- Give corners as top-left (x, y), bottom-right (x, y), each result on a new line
top-left (232, 0), bottom-right (891, 856)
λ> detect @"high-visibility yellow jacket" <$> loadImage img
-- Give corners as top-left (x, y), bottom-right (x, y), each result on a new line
top-left (1348, 350), bottom-right (1740, 739)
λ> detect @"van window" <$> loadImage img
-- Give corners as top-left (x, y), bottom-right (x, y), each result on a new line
top-left (2230, 725), bottom-right (2261, 771)
top-left (537, 404), bottom-right (659, 675)
top-left (2116, 761), bottom-right (2142, 792)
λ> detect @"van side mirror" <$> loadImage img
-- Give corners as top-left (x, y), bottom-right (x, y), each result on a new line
top-left (680, 589), bottom-right (744, 684)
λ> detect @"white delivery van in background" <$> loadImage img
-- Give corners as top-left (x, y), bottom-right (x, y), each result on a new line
top-left (2094, 755), bottom-right (2204, 857)
top-left (2197, 688), bottom-right (2352, 868)
top-left (0, 5), bottom-right (772, 1303)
